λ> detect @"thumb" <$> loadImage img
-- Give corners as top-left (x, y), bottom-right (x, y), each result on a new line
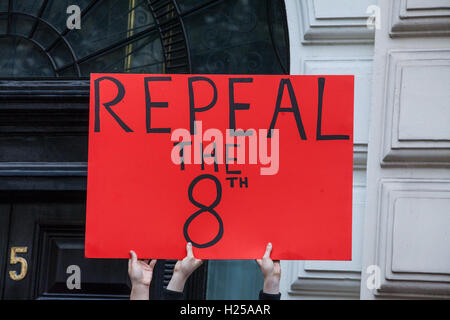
top-left (195, 259), bottom-right (203, 267)
top-left (186, 242), bottom-right (194, 258)
top-left (130, 250), bottom-right (138, 264)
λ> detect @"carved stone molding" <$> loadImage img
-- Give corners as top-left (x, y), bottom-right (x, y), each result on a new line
top-left (0, 80), bottom-right (89, 191)
top-left (0, 162), bottom-right (87, 177)
top-left (390, 0), bottom-right (450, 38)
top-left (290, 277), bottom-right (360, 298)
top-left (372, 179), bottom-right (450, 299)
top-left (0, 80), bottom-right (89, 101)
top-left (0, 80), bottom-right (89, 134)
top-left (381, 49), bottom-right (450, 167)
top-left (299, 0), bottom-right (375, 44)
top-left (354, 144), bottom-right (368, 169)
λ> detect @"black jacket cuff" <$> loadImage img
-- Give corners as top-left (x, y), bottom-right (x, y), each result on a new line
top-left (259, 290), bottom-right (281, 300)
top-left (162, 288), bottom-right (185, 300)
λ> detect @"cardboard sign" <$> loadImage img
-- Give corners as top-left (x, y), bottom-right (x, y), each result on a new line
top-left (85, 74), bottom-right (354, 260)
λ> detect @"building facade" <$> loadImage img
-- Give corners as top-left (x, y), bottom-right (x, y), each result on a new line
top-left (0, 0), bottom-right (449, 300)
top-left (281, 0), bottom-right (450, 300)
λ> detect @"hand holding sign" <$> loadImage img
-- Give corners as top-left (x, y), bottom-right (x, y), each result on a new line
top-left (257, 243), bottom-right (281, 295)
top-left (128, 251), bottom-right (157, 300)
top-left (167, 242), bottom-right (203, 293)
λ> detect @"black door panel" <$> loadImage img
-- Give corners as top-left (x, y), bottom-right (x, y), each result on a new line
top-left (0, 0), bottom-right (289, 300)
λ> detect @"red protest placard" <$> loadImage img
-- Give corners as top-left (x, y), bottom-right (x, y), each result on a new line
top-left (85, 74), bottom-right (354, 260)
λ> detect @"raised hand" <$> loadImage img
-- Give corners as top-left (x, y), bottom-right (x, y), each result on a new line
top-left (167, 242), bottom-right (203, 292)
top-left (256, 243), bottom-right (281, 295)
top-left (128, 250), bottom-right (157, 300)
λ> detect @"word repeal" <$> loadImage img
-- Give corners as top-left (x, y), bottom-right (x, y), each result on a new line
top-left (93, 76), bottom-right (350, 140)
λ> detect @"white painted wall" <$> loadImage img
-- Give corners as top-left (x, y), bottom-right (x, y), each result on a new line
top-left (360, 0), bottom-right (450, 299)
top-left (281, 0), bottom-right (376, 299)
top-left (283, 0), bottom-right (450, 300)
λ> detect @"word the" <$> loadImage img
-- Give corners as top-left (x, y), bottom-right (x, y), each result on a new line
top-left (94, 76), bottom-right (349, 143)
top-left (171, 122), bottom-right (279, 176)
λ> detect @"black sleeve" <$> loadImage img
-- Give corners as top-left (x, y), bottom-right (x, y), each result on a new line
top-left (259, 290), bottom-right (281, 300)
top-left (162, 288), bottom-right (185, 300)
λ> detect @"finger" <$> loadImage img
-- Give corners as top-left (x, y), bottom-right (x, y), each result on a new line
top-left (195, 259), bottom-right (203, 266)
top-left (130, 250), bottom-right (138, 264)
top-left (263, 243), bottom-right (272, 259)
top-left (256, 259), bottom-right (262, 267)
top-left (274, 260), bottom-right (281, 269)
top-left (142, 259), bottom-right (150, 264)
top-left (149, 259), bottom-right (158, 270)
top-left (274, 262), bottom-right (281, 274)
top-left (186, 242), bottom-right (194, 258)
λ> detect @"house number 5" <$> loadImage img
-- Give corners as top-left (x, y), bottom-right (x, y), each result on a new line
top-left (9, 247), bottom-right (28, 281)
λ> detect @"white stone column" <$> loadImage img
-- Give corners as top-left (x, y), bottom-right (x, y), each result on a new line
top-left (360, 0), bottom-right (450, 299)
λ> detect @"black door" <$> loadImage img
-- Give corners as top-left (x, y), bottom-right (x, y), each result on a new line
top-left (0, 0), bottom-right (289, 300)
top-left (1, 193), bottom-right (130, 299)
